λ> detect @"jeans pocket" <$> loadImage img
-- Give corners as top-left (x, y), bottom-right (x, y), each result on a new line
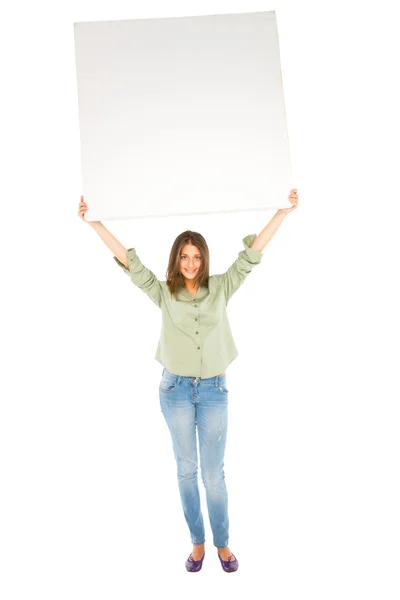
top-left (216, 377), bottom-right (229, 394)
top-left (159, 373), bottom-right (180, 393)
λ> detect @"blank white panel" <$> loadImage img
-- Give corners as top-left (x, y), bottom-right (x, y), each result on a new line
top-left (74, 11), bottom-right (293, 221)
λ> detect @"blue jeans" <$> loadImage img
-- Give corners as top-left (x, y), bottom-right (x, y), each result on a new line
top-left (159, 367), bottom-right (229, 548)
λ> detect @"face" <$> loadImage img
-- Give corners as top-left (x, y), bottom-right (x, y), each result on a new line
top-left (179, 243), bottom-right (202, 281)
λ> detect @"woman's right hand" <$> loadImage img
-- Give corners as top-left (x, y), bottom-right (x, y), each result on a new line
top-left (78, 195), bottom-right (88, 222)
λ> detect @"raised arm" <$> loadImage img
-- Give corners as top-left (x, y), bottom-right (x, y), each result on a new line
top-left (89, 221), bottom-right (129, 268)
top-left (78, 196), bottom-right (128, 265)
top-left (220, 189), bottom-right (299, 304)
top-left (250, 189), bottom-right (299, 252)
top-left (220, 234), bottom-right (264, 304)
top-left (78, 196), bottom-right (162, 308)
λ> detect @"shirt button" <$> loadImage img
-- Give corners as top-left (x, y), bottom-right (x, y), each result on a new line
top-left (195, 318), bottom-right (198, 321)
top-left (197, 346), bottom-right (200, 350)
top-left (196, 331), bottom-right (198, 334)
top-left (194, 304), bottom-right (198, 307)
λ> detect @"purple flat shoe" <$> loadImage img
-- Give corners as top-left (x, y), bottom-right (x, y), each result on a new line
top-left (185, 550), bottom-right (205, 572)
top-left (218, 551), bottom-right (239, 572)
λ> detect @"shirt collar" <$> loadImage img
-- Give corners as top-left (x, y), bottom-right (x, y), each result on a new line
top-left (179, 282), bottom-right (208, 300)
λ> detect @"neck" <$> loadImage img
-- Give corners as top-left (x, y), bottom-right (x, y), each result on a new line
top-left (184, 280), bottom-right (199, 292)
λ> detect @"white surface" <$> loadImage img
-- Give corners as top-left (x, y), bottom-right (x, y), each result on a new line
top-left (4, 1), bottom-right (400, 597)
top-left (74, 11), bottom-right (293, 221)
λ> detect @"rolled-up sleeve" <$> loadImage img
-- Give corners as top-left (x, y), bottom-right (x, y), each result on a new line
top-left (221, 234), bottom-right (263, 304)
top-left (113, 248), bottom-right (163, 309)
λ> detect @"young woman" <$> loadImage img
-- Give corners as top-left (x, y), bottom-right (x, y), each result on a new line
top-left (78, 190), bottom-right (299, 572)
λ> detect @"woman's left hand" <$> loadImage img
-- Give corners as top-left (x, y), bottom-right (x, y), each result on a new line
top-left (277, 189), bottom-right (299, 215)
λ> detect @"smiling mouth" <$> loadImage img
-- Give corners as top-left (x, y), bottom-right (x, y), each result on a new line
top-left (185, 269), bottom-right (197, 273)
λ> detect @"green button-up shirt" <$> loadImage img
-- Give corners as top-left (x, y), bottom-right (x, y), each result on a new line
top-left (113, 233), bottom-right (263, 378)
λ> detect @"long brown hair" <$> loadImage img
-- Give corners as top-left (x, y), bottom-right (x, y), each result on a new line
top-left (166, 230), bottom-right (210, 300)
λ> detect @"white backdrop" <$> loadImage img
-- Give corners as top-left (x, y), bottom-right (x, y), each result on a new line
top-left (74, 11), bottom-right (293, 221)
top-left (2, 1), bottom-right (400, 599)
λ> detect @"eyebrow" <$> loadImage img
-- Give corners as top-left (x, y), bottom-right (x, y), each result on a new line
top-left (180, 253), bottom-right (201, 257)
